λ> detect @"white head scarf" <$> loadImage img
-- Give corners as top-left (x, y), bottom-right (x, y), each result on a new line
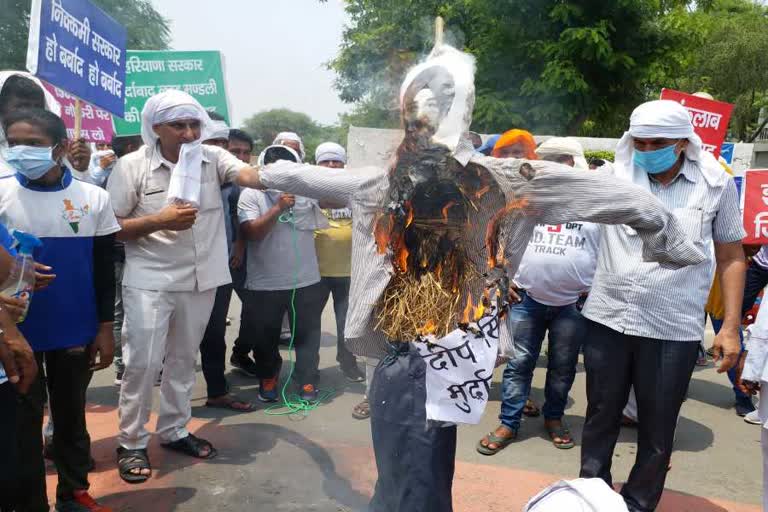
top-left (524, 479), bottom-right (629, 512)
top-left (536, 137), bottom-right (589, 170)
top-left (272, 131), bottom-right (305, 160)
top-left (207, 119), bottom-right (230, 141)
top-left (315, 142), bottom-right (347, 165)
top-left (0, 71), bottom-right (61, 147)
top-left (142, 89), bottom-right (214, 207)
top-left (614, 99), bottom-right (722, 189)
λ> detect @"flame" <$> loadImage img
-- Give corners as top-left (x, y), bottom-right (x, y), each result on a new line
top-left (461, 293), bottom-right (473, 324)
top-left (405, 202), bottom-right (414, 228)
top-left (418, 319), bottom-right (437, 336)
top-left (485, 197), bottom-right (530, 267)
top-left (441, 201), bottom-right (457, 223)
top-left (374, 213), bottom-right (393, 254)
top-left (474, 301), bottom-right (485, 321)
top-left (395, 237), bottom-right (409, 272)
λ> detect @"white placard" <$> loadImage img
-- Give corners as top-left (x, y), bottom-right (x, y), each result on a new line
top-left (414, 311), bottom-right (500, 424)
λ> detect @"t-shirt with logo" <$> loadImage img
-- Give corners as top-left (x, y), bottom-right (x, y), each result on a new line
top-left (0, 169), bottom-right (120, 351)
top-left (315, 208), bottom-right (352, 278)
top-left (514, 222), bottom-right (601, 307)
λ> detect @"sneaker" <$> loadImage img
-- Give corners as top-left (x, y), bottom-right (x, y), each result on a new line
top-left (55, 490), bottom-right (112, 511)
top-left (744, 409), bottom-right (762, 425)
top-left (300, 384), bottom-right (319, 402)
top-left (230, 353), bottom-right (259, 377)
top-left (340, 363), bottom-right (365, 383)
top-left (696, 346), bottom-right (708, 367)
top-left (154, 370), bottom-right (162, 387)
top-left (114, 369), bottom-right (123, 387)
top-left (735, 396), bottom-right (757, 417)
top-left (258, 376), bottom-right (279, 403)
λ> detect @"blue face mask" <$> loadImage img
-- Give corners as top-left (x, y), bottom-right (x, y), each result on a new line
top-left (3, 145), bottom-right (58, 180)
top-left (633, 144), bottom-right (680, 175)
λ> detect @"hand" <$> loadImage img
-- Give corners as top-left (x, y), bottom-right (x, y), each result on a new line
top-left (156, 204), bottom-right (198, 231)
top-left (508, 288), bottom-right (522, 304)
top-left (277, 193), bottom-right (295, 212)
top-left (99, 153), bottom-right (117, 170)
top-left (0, 294), bottom-right (27, 322)
top-left (734, 351), bottom-right (757, 395)
top-left (34, 262), bottom-right (55, 291)
top-left (68, 138), bottom-right (91, 172)
top-left (712, 326), bottom-right (741, 374)
top-left (88, 323), bottom-right (114, 371)
top-left (0, 323), bottom-right (38, 394)
top-left (230, 238), bottom-right (245, 269)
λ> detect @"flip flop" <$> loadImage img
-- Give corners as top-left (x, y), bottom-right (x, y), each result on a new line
top-left (476, 428), bottom-right (517, 456)
top-left (352, 399), bottom-right (370, 420)
top-left (117, 447), bottom-right (151, 484)
top-left (546, 421), bottom-right (575, 450)
top-left (523, 399), bottom-right (540, 417)
top-left (161, 434), bottom-right (218, 459)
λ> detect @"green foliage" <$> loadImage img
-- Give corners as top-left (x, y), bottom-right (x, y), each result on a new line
top-left (0, 0), bottom-right (170, 71)
top-left (241, 108), bottom-right (343, 163)
top-left (584, 150), bottom-right (615, 163)
top-left (329, 0), bottom-right (707, 137)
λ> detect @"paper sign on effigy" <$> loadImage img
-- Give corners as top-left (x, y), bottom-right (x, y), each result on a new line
top-left (415, 311), bottom-right (500, 424)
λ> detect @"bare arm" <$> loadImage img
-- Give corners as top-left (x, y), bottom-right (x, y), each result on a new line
top-left (711, 241), bottom-right (747, 373)
top-left (240, 205), bottom-right (283, 242)
top-left (236, 166), bottom-right (265, 190)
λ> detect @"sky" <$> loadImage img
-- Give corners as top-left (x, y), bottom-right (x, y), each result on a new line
top-left (152, 0), bottom-right (350, 127)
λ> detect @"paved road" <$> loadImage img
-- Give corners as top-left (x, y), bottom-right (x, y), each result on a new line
top-left (53, 299), bottom-right (763, 511)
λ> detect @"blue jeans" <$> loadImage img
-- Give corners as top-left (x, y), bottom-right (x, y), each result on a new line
top-left (709, 316), bottom-right (748, 401)
top-left (500, 292), bottom-right (587, 430)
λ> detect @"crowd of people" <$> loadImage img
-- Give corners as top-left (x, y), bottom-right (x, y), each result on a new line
top-left (0, 52), bottom-right (758, 512)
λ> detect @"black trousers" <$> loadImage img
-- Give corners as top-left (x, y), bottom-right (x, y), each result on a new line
top-left (369, 344), bottom-right (456, 512)
top-left (199, 283), bottom-right (234, 399)
top-left (0, 382), bottom-right (22, 512)
top-left (13, 348), bottom-right (93, 511)
top-left (234, 283), bottom-right (324, 385)
top-left (579, 320), bottom-right (698, 512)
top-left (743, 260), bottom-right (768, 315)
top-left (317, 276), bottom-right (357, 368)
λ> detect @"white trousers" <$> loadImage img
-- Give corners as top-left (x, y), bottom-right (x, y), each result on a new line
top-left (118, 286), bottom-right (216, 449)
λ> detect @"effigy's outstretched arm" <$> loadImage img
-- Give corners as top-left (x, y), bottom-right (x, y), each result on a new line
top-left (258, 160), bottom-right (368, 205)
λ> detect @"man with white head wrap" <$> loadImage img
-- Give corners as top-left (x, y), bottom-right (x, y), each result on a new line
top-left (478, 136), bottom-right (601, 454)
top-left (106, 90), bottom-right (261, 483)
top-left (579, 100), bottom-right (746, 512)
top-left (203, 111), bottom-right (230, 149)
top-left (536, 136), bottom-right (590, 170)
top-left (273, 131), bottom-right (305, 161)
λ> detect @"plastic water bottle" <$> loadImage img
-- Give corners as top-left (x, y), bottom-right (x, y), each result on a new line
top-left (1, 230), bottom-right (42, 323)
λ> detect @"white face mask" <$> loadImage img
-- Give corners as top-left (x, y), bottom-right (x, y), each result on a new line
top-left (2, 144), bottom-right (58, 180)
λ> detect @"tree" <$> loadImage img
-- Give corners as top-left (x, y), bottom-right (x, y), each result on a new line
top-left (241, 108), bottom-right (343, 162)
top-left (329, 0), bottom-right (706, 136)
top-left (0, 0), bottom-right (170, 70)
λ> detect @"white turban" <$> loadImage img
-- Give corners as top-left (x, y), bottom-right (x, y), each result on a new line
top-left (207, 119), bottom-right (230, 141)
top-left (536, 137), bottom-right (589, 170)
top-left (0, 71), bottom-right (61, 147)
top-left (614, 99), bottom-right (722, 189)
top-left (141, 90), bottom-right (214, 208)
top-left (524, 479), bottom-right (629, 512)
top-left (315, 142), bottom-right (347, 165)
top-left (272, 131), bottom-right (305, 160)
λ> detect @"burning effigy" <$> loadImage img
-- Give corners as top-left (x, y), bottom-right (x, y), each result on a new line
top-left (372, 44), bottom-right (516, 342)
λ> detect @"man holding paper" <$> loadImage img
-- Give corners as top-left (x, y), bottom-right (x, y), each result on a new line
top-left (106, 90), bottom-right (261, 484)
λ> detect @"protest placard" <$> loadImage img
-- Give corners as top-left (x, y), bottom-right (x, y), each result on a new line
top-left (42, 82), bottom-right (113, 143)
top-left (742, 169), bottom-right (768, 244)
top-left (114, 50), bottom-right (230, 136)
top-left (414, 308), bottom-right (500, 424)
top-left (26, 0), bottom-right (127, 117)
top-left (660, 89), bottom-right (734, 159)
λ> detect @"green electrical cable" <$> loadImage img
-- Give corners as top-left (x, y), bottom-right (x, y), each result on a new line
top-left (265, 208), bottom-right (334, 417)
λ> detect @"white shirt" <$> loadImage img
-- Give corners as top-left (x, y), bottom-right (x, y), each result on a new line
top-left (514, 222), bottom-right (600, 306)
top-left (107, 144), bottom-right (248, 292)
top-left (583, 158), bottom-right (746, 341)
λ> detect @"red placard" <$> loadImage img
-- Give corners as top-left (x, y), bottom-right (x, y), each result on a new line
top-left (742, 170), bottom-right (768, 245)
top-left (660, 89), bottom-right (734, 159)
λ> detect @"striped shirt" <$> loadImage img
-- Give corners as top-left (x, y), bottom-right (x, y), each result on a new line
top-left (583, 158), bottom-right (745, 341)
top-left (260, 156), bottom-right (705, 358)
